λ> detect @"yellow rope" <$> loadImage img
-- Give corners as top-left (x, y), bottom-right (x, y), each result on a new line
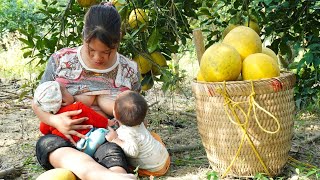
top-left (216, 81), bottom-right (282, 178)
top-left (249, 81), bottom-right (280, 134)
top-left (288, 156), bottom-right (318, 169)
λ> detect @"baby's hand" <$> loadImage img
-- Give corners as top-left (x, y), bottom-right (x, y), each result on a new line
top-left (105, 127), bottom-right (118, 142)
top-left (108, 119), bottom-right (117, 127)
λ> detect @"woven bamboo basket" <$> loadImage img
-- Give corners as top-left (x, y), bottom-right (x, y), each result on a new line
top-left (192, 71), bottom-right (296, 177)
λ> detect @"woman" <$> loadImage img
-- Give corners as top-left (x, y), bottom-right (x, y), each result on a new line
top-left (32, 2), bottom-right (140, 180)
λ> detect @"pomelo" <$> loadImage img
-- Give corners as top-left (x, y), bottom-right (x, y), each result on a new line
top-left (77, 0), bottom-right (97, 7)
top-left (133, 54), bottom-right (152, 74)
top-left (197, 71), bottom-right (205, 82)
top-left (150, 51), bottom-right (167, 76)
top-left (128, 9), bottom-right (148, 30)
top-left (262, 47), bottom-right (279, 65)
top-left (200, 43), bottom-right (242, 82)
top-left (242, 53), bottom-right (280, 80)
top-left (222, 24), bottom-right (238, 39)
top-left (36, 168), bottom-right (76, 180)
top-left (223, 26), bottom-right (262, 60)
top-left (243, 20), bottom-right (260, 34)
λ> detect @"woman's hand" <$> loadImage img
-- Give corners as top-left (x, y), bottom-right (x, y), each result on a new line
top-left (51, 109), bottom-right (91, 144)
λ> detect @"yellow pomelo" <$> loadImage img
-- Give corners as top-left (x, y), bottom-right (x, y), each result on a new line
top-left (128, 9), bottom-right (148, 30)
top-left (223, 26), bottom-right (262, 60)
top-left (243, 21), bottom-right (260, 34)
top-left (200, 43), bottom-right (242, 82)
top-left (141, 81), bottom-right (153, 91)
top-left (112, 0), bottom-right (125, 10)
top-left (77, 0), bottom-right (97, 7)
top-left (242, 53), bottom-right (280, 80)
top-left (140, 75), bottom-right (153, 91)
top-left (134, 54), bottom-right (152, 74)
top-left (262, 47), bottom-right (279, 65)
top-left (36, 168), bottom-right (76, 180)
top-left (197, 71), bottom-right (205, 82)
top-left (150, 51), bottom-right (167, 76)
top-left (222, 24), bottom-right (238, 39)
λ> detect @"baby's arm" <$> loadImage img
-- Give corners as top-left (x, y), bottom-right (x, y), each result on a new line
top-left (105, 127), bottom-right (123, 146)
top-left (106, 127), bottom-right (139, 158)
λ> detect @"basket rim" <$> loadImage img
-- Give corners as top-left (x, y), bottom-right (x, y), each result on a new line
top-left (193, 70), bottom-right (296, 85)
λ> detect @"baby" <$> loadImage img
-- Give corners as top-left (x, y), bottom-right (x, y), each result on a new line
top-left (34, 81), bottom-right (113, 156)
top-left (105, 90), bottom-right (171, 177)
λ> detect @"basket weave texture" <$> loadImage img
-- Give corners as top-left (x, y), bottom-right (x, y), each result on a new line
top-left (192, 72), bottom-right (296, 177)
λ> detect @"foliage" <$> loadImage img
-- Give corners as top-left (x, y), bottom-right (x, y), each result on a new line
top-left (0, 0), bottom-right (43, 40)
top-left (198, 0), bottom-right (320, 110)
top-left (206, 170), bottom-right (219, 180)
top-left (17, 0), bottom-right (201, 93)
top-left (260, 0), bottom-right (320, 110)
top-left (18, 0), bottom-right (85, 68)
top-left (116, 0), bottom-right (200, 92)
top-left (7, 0), bottom-right (320, 108)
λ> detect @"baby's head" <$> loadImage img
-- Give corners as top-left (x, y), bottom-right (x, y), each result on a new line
top-left (34, 81), bottom-right (62, 114)
top-left (114, 91), bottom-right (148, 126)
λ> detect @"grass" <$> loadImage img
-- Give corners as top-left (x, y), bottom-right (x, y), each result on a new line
top-left (0, 32), bottom-right (44, 82)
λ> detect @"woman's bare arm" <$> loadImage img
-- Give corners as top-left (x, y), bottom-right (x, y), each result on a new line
top-left (32, 101), bottom-right (91, 144)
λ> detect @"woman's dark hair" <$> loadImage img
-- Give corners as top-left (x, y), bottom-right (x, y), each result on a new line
top-left (114, 91), bottom-right (148, 126)
top-left (83, 2), bottom-right (121, 49)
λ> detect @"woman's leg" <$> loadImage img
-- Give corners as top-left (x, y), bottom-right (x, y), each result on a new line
top-left (49, 147), bottom-right (134, 180)
top-left (93, 141), bottom-right (129, 174)
top-left (36, 135), bottom-right (135, 180)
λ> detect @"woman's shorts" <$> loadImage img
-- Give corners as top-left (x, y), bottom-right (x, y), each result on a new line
top-left (36, 134), bottom-right (128, 172)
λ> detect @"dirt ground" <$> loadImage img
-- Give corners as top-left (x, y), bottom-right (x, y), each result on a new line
top-left (0, 78), bottom-right (319, 180)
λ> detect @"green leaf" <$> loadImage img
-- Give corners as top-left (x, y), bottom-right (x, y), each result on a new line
top-left (263, 0), bottom-right (273, 5)
top-left (19, 91), bottom-right (29, 101)
top-left (141, 73), bottom-right (153, 86)
top-left (313, 56), bottom-right (320, 67)
top-left (198, 7), bottom-right (211, 16)
top-left (18, 38), bottom-right (30, 46)
top-left (297, 58), bottom-right (307, 73)
top-left (41, 0), bottom-right (48, 6)
top-left (23, 51), bottom-right (32, 58)
top-left (304, 52), bottom-right (314, 65)
top-left (28, 24), bottom-right (35, 35)
top-left (147, 28), bottom-right (160, 53)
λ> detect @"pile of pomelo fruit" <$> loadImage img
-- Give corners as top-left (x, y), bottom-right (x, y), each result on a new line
top-left (112, 1), bottom-right (168, 91)
top-left (197, 24), bottom-right (280, 82)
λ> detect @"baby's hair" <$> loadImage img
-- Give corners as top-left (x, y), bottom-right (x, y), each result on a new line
top-left (114, 91), bottom-right (148, 126)
top-left (83, 2), bottom-right (121, 49)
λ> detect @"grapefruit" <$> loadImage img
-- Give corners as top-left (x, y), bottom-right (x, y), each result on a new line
top-left (262, 47), bottom-right (279, 65)
top-left (128, 9), bottom-right (148, 30)
top-left (141, 81), bottom-right (153, 91)
top-left (36, 168), bottom-right (76, 180)
top-left (223, 26), bottom-right (262, 60)
top-left (243, 20), bottom-right (260, 34)
top-left (197, 71), bottom-right (205, 82)
top-left (242, 53), bottom-right (280, 80)
top-left (133, 54), bottom-right (152, 74)
top-left (222, 24), bottom-right (238, 39)
top-left (200, 43), bottom-right (242, 82)
top-left (112, 0), bottom-right (125, 10)
top-left (77, 0), bottom-right (97, 7)
top-left (150, 51), bottom-right (167, 76)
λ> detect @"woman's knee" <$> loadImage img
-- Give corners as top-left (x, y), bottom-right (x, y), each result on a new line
top-left (36, 134), bottom-right (74, 170)
top-left (93, 142), bottom-right (129, 172)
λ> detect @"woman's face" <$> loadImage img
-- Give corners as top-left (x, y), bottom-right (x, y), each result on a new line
top-left (82, 38), bottom-right (117, 70)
